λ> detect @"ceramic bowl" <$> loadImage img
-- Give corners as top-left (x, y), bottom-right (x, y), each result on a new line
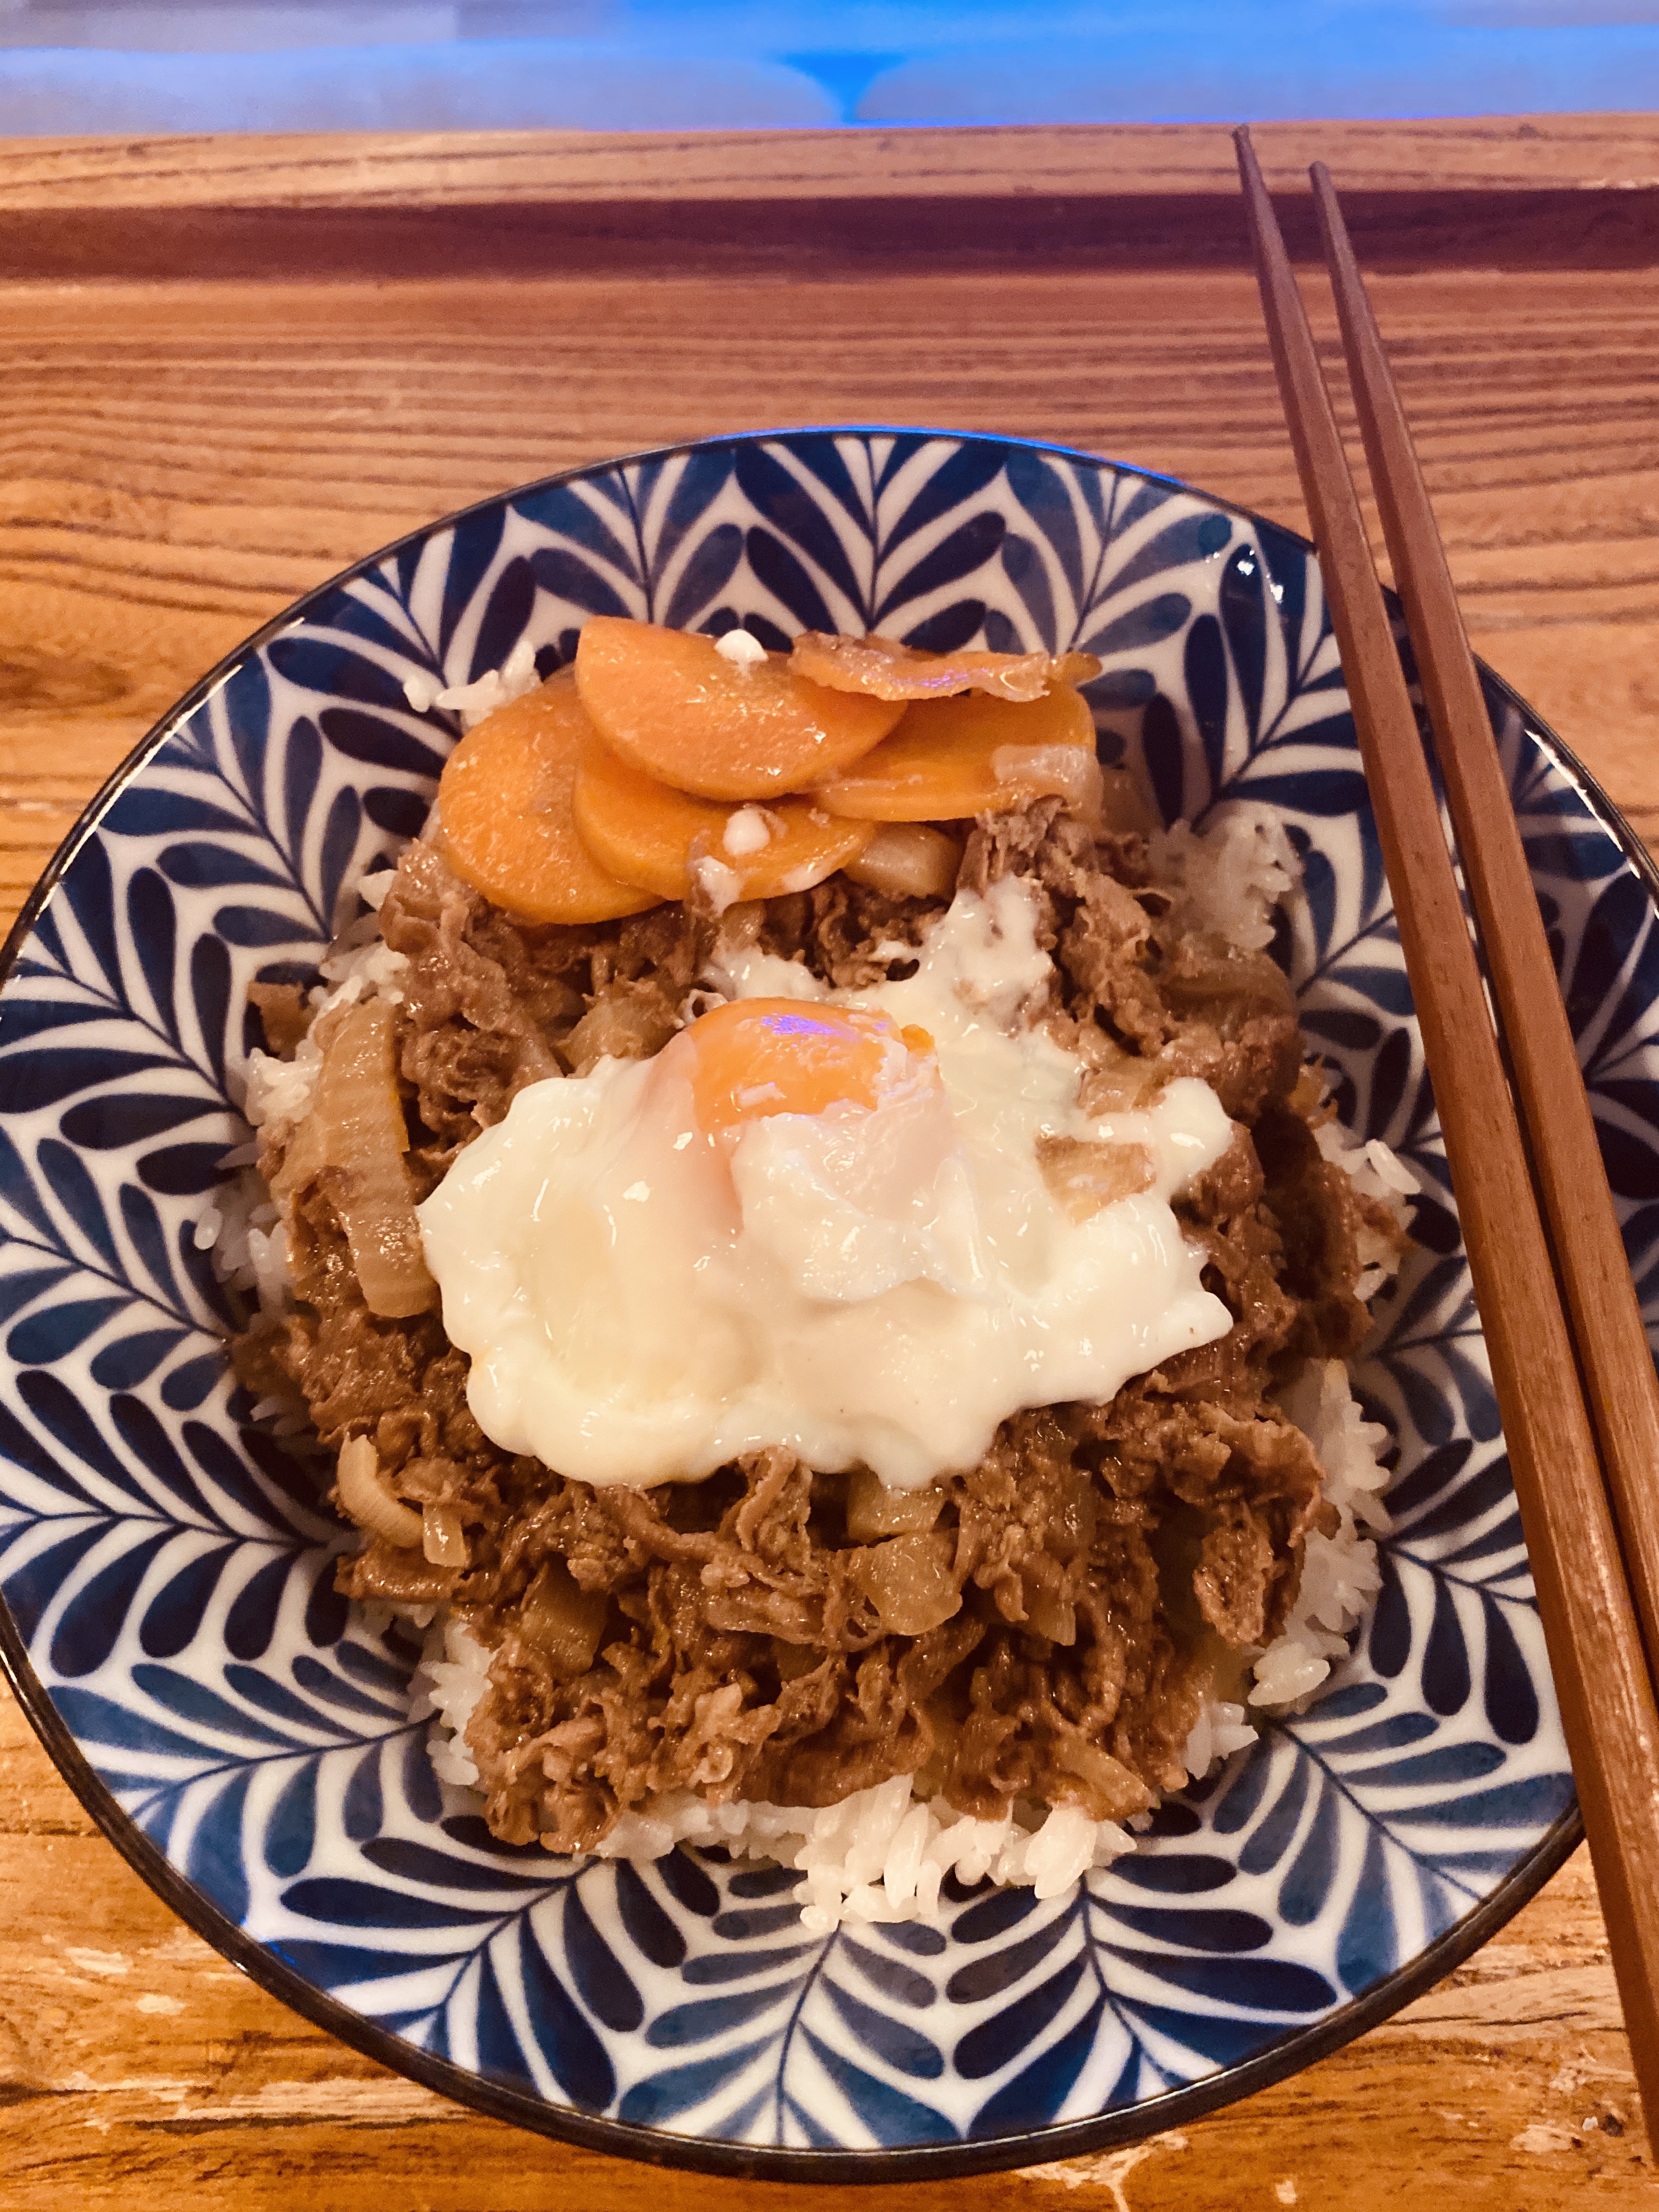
top-left (1, 427), bottom-right (1628, 2178)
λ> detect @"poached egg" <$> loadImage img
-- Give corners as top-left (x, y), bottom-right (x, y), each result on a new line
top-left (418, 876), bottom-right (1235, 1491)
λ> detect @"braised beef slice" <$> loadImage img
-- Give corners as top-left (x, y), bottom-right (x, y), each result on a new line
top-left (252, 814), bottom-right (1386, 1849)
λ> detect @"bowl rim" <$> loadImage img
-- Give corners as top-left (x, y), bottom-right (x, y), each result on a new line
top-left (0, 424), bottom-right (1611, 2180)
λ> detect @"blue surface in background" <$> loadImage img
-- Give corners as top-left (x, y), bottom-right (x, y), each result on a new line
top-left (2, 1), bottom-right (1657, 133)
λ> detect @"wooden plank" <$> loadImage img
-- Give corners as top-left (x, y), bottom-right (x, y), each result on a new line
top-left (4, 114), bottom-right (1659, 212)
top-left (2, 219), bottom-right (1657, 2201)
top-left (4, 118), bottom-right (1659, 282)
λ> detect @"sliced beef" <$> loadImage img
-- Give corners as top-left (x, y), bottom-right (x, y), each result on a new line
top-left (752, 876), bottom-right (935, 991)
top-left (250, 799), bottom-right (1386, 1852)
top-left (370, 839), bottom-right (712, 1185)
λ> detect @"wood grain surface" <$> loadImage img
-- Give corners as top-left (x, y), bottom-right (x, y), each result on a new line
top-left (8, 114), bottom-right (1659, 284)
top-left (3, 125), bottom-right (1658, 2208)
top-left (7, 111), bottom-right (1659, 208)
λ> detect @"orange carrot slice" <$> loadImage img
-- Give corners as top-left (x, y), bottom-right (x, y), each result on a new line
top-left (437, 673), bottom-right (662, 924)
top-left (574, 617), bottom-right (904, 802)
top-left (572, 738), bottom-right (873, 904)
top-left (811, 686), bottom-right (1099, 820)
top-left (791, 631), bottom-right (1102, 704)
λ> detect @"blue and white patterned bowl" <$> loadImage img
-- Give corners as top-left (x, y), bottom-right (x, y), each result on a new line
top-left (2, 426), bottom-right (1641, 2176)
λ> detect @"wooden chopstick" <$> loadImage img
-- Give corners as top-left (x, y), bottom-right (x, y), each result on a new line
top-left (1234, 126), bottom-right (1659, 2108)
top-left (1310, 159), bottom-right (1659, 1689)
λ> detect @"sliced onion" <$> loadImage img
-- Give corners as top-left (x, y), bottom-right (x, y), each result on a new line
top-left (520, 1560), bottom-right (610, 1679)
top-left (1053, 1735), bottom-right (1152, 1820)
top-left (347, 1547), bottom-right (457, 1604)
top-left (1035, 1135), bottom-right (1155, 1224)
top-left (270, 1099), bottom-right (329, 1196)
top-left (991, 743), bottom-right (1104, 822)
top-left (1022, 1576), bottom-right (1077, 1647)
top-left (317, 999), bottom-right (437, 1318)
top-left (1098, 766), bottom-right (1154, 834)
top-left (336, 1436), bottom-right (422, 1549)
top-left (703, 1587), bottom-right (820, 1642)
top-left (844, 1468), bottom-right (943, 1543)
top-left (852, 1532), bottom-right (961, 1635)
top-left (844, 823), bottom-right (960, 902)
top-left (1160, 938), bottom-right (1295, 1023)
top-left (792, 631), bottom-right (1101, 704)
top-left (422, 1502), bottom-right (469, 1568)
top-left (1076, 1052), bottom-right (1162, 1115)
top-left (278, 998), bottom-right (436, 1319)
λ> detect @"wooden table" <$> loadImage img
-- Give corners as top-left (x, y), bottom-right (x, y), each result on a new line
top-left (2, 115), bottom-right (1656, 2209)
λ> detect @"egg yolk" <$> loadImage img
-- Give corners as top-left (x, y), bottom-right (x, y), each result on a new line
top-left (683, 998), bottom-right (936, 1136)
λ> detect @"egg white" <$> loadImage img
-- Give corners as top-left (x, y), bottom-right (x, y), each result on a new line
top-left (418, 875), bottom-right (1235, 1490)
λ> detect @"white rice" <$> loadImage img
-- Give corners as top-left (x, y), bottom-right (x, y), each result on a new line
top-left (1250, 1357), bottom-right (1392, 1708)
top-left (409, 1614), bottom-right (490, 1786)
top-left (201, 1159), bottom-right (295, 1322)
top-left (215, 719), bottom-right (1407, 1923)
top-left (240, 931), bottom-right (411, 1131)
top-left (1181, 1696), bottom-right (1260, 1779)
top-left (1316, 1118), bottom-right (1420, 1297)
top-left (403, 635), bottom-right (541, 729)
top-left (1148, 803), bottom-right (1301, 953)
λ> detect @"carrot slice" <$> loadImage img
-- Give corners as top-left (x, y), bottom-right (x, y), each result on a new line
top-left (792, 631), bottom-right (1102, 704)
top-left (437, 673), bottom-right (662, 924)
top-left (573, 738), bottom-right (874, 904)
top-left (811, 686), bottom-right (1099, 820)
top-left (574, 617), bottom-right (904, 802)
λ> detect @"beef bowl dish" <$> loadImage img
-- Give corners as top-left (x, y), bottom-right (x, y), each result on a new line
top-left (0, 428), bottom-right (1621, 2176)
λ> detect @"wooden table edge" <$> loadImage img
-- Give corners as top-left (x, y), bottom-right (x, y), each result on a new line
top-left (5, 112), bottom-right (1659, 211)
